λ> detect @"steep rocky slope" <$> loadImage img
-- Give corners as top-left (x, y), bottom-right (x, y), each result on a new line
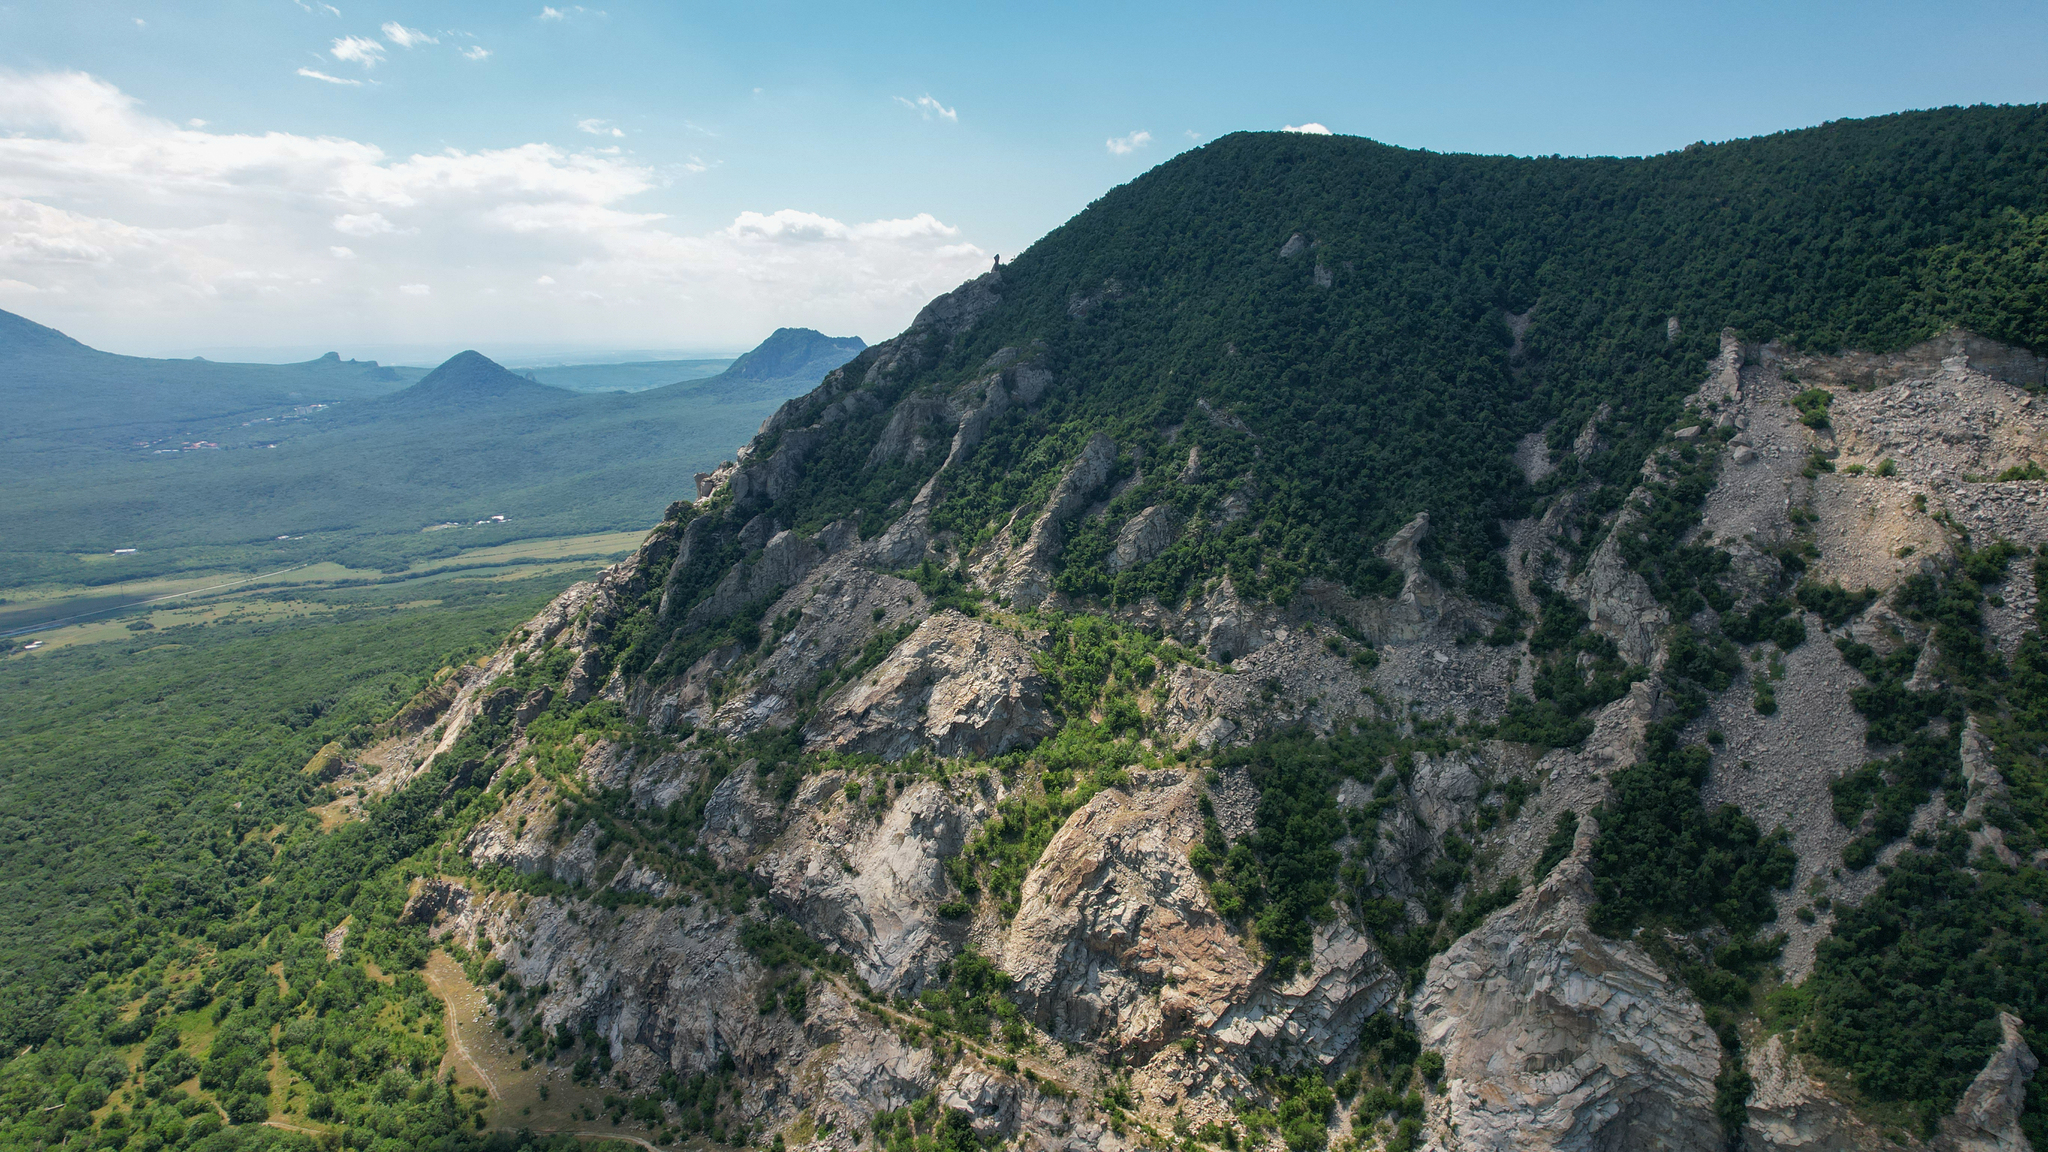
top-left (346, 315), bottom-right (2048, 1152)
top-left (319, 116), bottom-right (2048, 1152)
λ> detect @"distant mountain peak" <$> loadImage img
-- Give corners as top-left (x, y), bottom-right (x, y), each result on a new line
top-left (390, 349), bottom-right (572, 409)
top-left (722, 327), bottom-right (866, 383)
top-left (651, 327), bottom-right (866, 403)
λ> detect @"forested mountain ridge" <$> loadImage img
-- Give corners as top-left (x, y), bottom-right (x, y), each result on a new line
top-left (720, 107), bottom-right (2048, 608)
top-left (7, 106), bottom-right (2048, 1152)
top-left (0, 307), bottom-right (408, 440)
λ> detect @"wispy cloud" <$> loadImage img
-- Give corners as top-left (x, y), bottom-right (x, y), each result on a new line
top-left (292, 0), bottom-right (342, 15)
top-left (380, 22), bottom-right (436, 48)
top-left (329, 246), bottom-right (356, 258)
top-left (460, 45), bottom-right (491, 60)
top-left (1106, 130), bottom-right (1152, 155)
top-left (576, 118), bottom-right (625, 138)
top-left (539, 5), bottom-right (603, 19)
top-left (296, 67), bottom-right (362, 86)
top-left (397, 283), bottom-right (430, 296)
top-left (0, 70), bottom-right (988, 350)
top-left (894, 94), bottom-right (957, 123)
top-left (329, 35), bottom-right (386, 67)
top-left (1282, 122), bottom-right (1333, 135)
top-left (332, 212), bottom-right (398, 236)
top-left (132, 18), bottom-right (147, 28)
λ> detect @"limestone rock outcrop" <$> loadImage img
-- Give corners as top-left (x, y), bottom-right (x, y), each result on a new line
top-left (1416, 823), bottom-right (1725, 1151)
top-left (801, 611), bottom-right (1058, 759)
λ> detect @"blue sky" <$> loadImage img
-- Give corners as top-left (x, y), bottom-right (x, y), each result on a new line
top-left (1, 0), bottom-right (2044, 361)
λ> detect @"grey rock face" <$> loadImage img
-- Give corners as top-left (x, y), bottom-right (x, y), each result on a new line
top-left (802, 611), bottom-right (1057, 760)
top-left (1108, 504), bottom-right (1179, 573)
top-left (752, 778), bottom-right (977, 993)
top-left (683, 527), bottom-right (828, 631)
top-left (1743, 1034), bottom-right (1885, 1151)
top-left (991, 432), bottom-right (1119, 608)
top-left (999, 775), bottom-right (1396, 1064)
top-left (1941, 1012), bottom-right (2040, 1152)
top-left (1416, 825), bottom-right (1724, 1152)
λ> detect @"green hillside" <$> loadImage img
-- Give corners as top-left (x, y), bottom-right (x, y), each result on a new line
top-left (743, 107), bottom-right (2048, 610)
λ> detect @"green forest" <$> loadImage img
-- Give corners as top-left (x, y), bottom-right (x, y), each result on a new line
top-left (0, 576), bottom-right (570, 1053)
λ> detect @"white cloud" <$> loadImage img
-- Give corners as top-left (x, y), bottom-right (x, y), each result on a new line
top-left (894, 94), bottom-right (957, 123)
top-left (293, 0), bottom-right (342, 15)
top-left (1282, 122), bottom-right (1333, 135)
top-left (539, 5), bottom-right (602, 18)
top-left (1106, 130), bottom-right (1152, 155)
top-left (381, 22), bottom-right (436, 47)
top-left (460, 45), bottom-right (491, 60)
top-left (331, 212), bottom-right (397, 236)
top-left (330, 35), bottom-right (385, 67)
top-left (133, 18), bottom-right (146, 28)
top-left (0, 70), bottom-right (988, 350)
top-left (188, 118), bottom-right (208, 128)
top-left (576, 118), bottom-right (624, 138)
top-left (398, 283), bottom-right (430, 295)
top-left (296, 68), bottom-right (362, 86)
top-left (535, 275), bottom-right (555, 285)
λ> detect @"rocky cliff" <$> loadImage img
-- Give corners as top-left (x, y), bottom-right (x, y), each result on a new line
top-left (322, 287), bottom-right (2048, 1152)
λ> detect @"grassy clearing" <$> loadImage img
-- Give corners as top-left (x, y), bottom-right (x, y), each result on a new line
top-left (422, 950), bottom-right (665, 1145)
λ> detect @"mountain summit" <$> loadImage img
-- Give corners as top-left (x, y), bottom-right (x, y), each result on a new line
top-left (715, 327), bottom-right (865, 391)
top-left (388, 349), bottom-right (573, 410)
top-left (657, 326), bottom-right (866, 402)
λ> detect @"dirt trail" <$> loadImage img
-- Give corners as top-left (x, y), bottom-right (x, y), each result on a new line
top-left (424, 950), bottom-right (502, 1100)
top-left (543, 1132), bottom-right (661, 1151)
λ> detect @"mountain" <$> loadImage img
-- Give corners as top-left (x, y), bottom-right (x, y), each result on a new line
top-left (509, 330), bottom-right (864, 396)
top-left (0, 308), bottom-right (408, 440)
top-left (670, 326), bottom-right (867, 401)
top-left (9, 107), bottom-right (2048, 1152)
top-left (382, 349), bottom-right (576, 412)
top-left (0, 331), bottom-right (849, 586)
